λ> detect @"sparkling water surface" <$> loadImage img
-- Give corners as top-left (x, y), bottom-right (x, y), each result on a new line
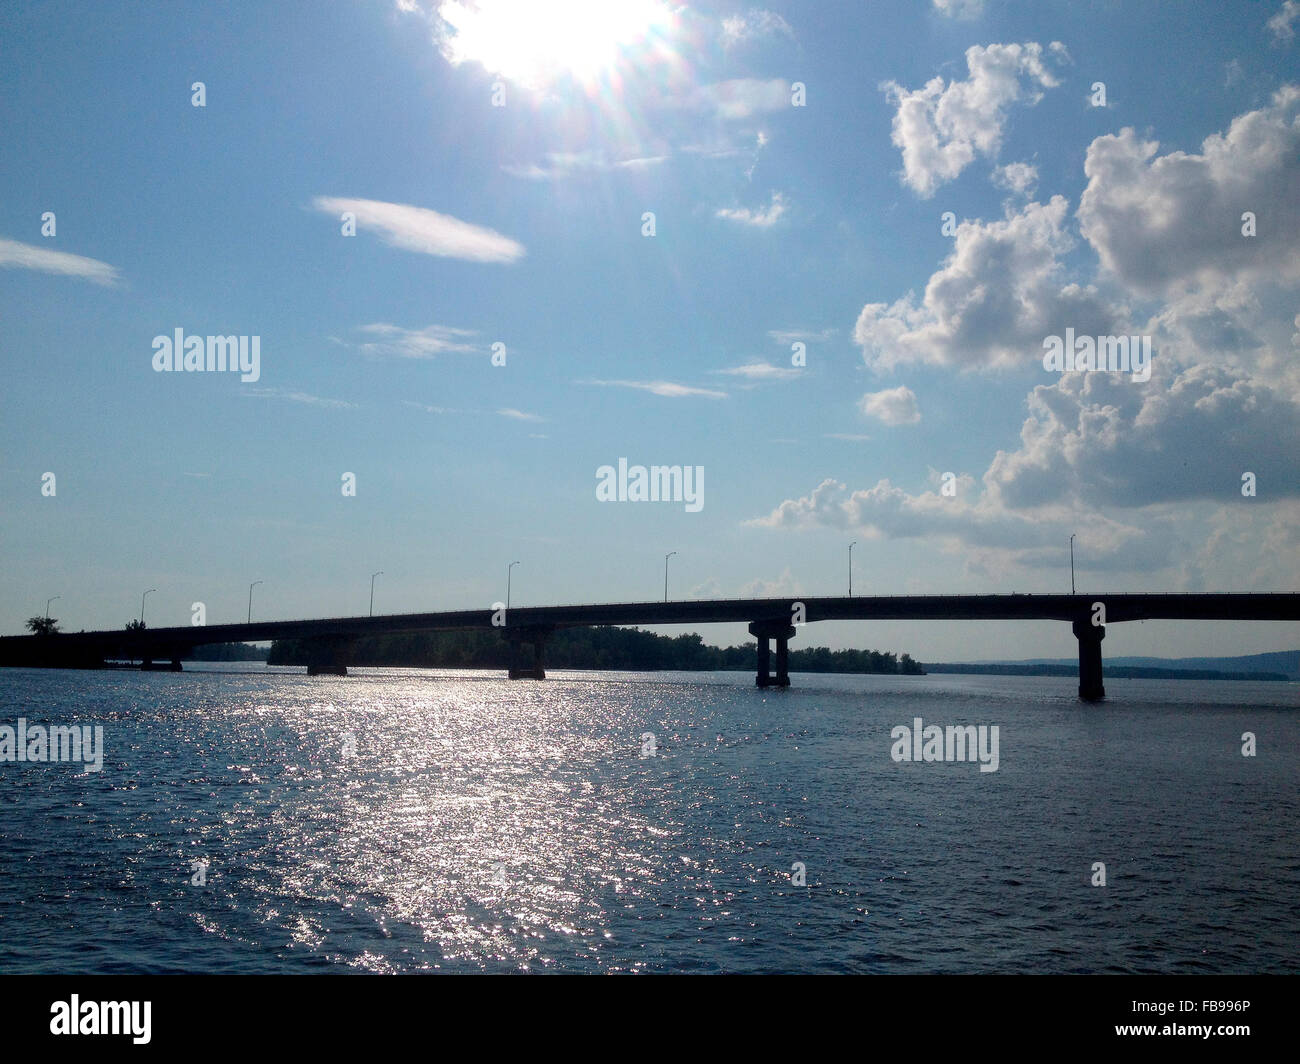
top-left (1, 665), bottom-right (1296, 973)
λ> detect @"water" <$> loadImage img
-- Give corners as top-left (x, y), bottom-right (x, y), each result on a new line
top-left (0, 665), bottom-right (1296, 973)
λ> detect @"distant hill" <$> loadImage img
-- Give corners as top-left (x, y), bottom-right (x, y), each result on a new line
top-left (925, 649), bottom-right (1298, 681)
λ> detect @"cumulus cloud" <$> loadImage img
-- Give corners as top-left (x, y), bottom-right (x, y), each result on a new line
top-left (0, 238), bottom-right (119, 285)
top-left (582, 379), bottom-right (728, 399)
top-left (985, 361), bottom-right (1300, 509)
top-left (716, 191), bottom-right (787, 227)
top-left (881, 42), bottom-right (1066, 197)
top-left (859, 386), bottom-right (921, 425)
top-left (1077, 86), bottom-right (1300, 297)
top-left (855, 196), bottom-right (1121, 371)
top-left (311, 196), bottom-right (524, 263)
top-left (992, 161), bottom-right (1038, 196)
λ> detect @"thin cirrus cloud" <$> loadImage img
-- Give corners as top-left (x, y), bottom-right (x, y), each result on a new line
top-left (694, 78), bottom-right (791, 119)
top-left (711, 361), bottom-right (800, 381)
top-left (244, 387), bottom-right (357, 409)
top-left (348, 323), bottom-right (480, 359)
top-left (497, 407), bottom-right (546, 422)
top-left (310, 196), bottom-right (525, 263)
top-left (582, 379), bottom-right (728, 399)
top-left (0, 237), bottom-right (119, 285)
top-left (716, 191), bottom-right (787, 228)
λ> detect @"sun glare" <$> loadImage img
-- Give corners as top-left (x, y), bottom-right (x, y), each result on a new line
top-left (438, 0), bottom-right (673, 89)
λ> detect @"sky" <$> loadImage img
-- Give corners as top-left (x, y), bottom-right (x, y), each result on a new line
top-left (1, 0), bottom-right (1298, 663)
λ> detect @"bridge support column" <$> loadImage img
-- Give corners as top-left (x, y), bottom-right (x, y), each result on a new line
top-left (749, 621), bottom-right (795, 688)
top-left (305, 636), bottom-right (354, 676)
top-left (506, 626), bottom-right (549, 680)
top-left (1072, 620), bottom-right (1105, 702)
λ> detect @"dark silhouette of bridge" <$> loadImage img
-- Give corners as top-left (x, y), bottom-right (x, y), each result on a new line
top-left (3, 594), bottom-right (1297, 701)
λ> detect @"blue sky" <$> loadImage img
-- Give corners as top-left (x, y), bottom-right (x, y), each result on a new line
top-left (2, 0), bottom-right (1298, 661)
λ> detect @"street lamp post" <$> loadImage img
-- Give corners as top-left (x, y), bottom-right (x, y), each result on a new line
top-left (507, 561), bottom-right (519, 610)
top-left (248, 581), bottom-right (263, 624)
top-left (848, 541), bottom-right (857, 597)
top-left (140, 588), bottom-right (156, 626)
top-left (370, 571), bottom-right (382, 617)
top-left (1069, 534), bottom-right (1077, 595)
top-left (45, 595), bottom-right (60, 620)
top-left (664, 552), bottom-right (676, 602)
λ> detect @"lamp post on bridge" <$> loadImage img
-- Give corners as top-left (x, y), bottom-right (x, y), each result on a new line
top-left (1069, 534), bottom-right (1077, 595)
top-left (45, 595), bottom-right (60, 620)
top-left (507, 561), bottom-right (519, 611)
top-left (370, 571), bottom-right (382, 617)
top-left (140, 588), bottom-right (156, 626)
top-left (848, 541), bottom-right (857, 597)
top-left (664, 551), bottom-right (676, 602)
top-left (248, 581), bottom-right (262, 624)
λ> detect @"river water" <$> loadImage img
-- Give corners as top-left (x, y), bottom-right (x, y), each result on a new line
top-left (0, 665), bottom-right (1295, 973)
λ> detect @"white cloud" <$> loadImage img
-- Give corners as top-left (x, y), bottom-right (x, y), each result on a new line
top-left (932, 0), bottom-right (984, 18)
top-left (353, 323), bottom-right (479, 358)
top-left (712, 361), bottom-right (800, 380)
top-left (497, 407), bottom-right (546, 421)
top-left (716, 191), bottom-right (787, 227)
top-left (503, 150), bottom-right (667, 180)
top-left (855, 196), bottom-right (1121, 371)
top-left (1077, 86), bottom-right (1300, 298)
top-left (582, 379), bottom-right (728, 399)
top-left (245, 388), bottom-right (356, 409)
top-left (695, 78), bottom-right (791, 119)
top-left (992, 161), bottom-right (1038, 196)
top-left (722, 10), bottom-right (795, 45)
top-left (824, 433), bottom-right (873, 441)
top-left (1268, 1), bottom-right (1300, 42)
top-left (859, 386), bottom-right (921, 425)
top-left (0, 238), bottom-right (119, 285)
top-left (310, 196), bottom-right (524, 263)
top-left (881, 42), bottom-right (1065, 197)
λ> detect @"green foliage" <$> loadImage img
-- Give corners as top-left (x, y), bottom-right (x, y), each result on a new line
top-left (268, 626), bottom-right (923, 674)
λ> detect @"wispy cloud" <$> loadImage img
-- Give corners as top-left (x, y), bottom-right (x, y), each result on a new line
top-left (502, 150), bottom-right (668, 180)
top-left (497, 407), bottom-right (546, 422)
top-left (824, 433), bottom-right (873, 441)
top-left (716, 191), bottom-right (787, 228)
top-left (1268, 1), bottom-right (1299, 42)
top-left (0, 237), bottom-right (119, 285)
top-left (769, 327), bottom-right (836, 344)
top-left (695, 78), bottom-right (791, 119)
top-left (245, 387), bottom-right (357, 409)
top-left (582, 379), bottom-right (728, 399)
top-left (310, 196), bottom-right (524, 263)
top-left (721, 10), bottom-right (795, 46)
top-left (349, 323), bottom-right (479, 359)
top-left (711, 361), bottom-right (800, 381)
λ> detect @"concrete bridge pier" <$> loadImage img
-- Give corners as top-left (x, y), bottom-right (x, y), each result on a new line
top-left (1072, 620), bottom-right (1105, 702)
top-left (506, 626), bottom-right (550, 680)
top-left (749, 620), bottom-right (796, 688)
top-left (305, 635), bottom-right (354, 676)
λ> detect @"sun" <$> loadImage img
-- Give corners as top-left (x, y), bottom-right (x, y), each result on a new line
top-left (437, 0), bottom-right (674, 90)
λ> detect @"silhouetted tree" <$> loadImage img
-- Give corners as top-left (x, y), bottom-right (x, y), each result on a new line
top-left (125, 618), bottom-right (146, 631)
top-left (26, 616), bottom-right (59, 636)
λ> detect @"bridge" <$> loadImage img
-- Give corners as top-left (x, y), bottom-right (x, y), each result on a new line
top-left (2, 593), bottom-right (1297, 701)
